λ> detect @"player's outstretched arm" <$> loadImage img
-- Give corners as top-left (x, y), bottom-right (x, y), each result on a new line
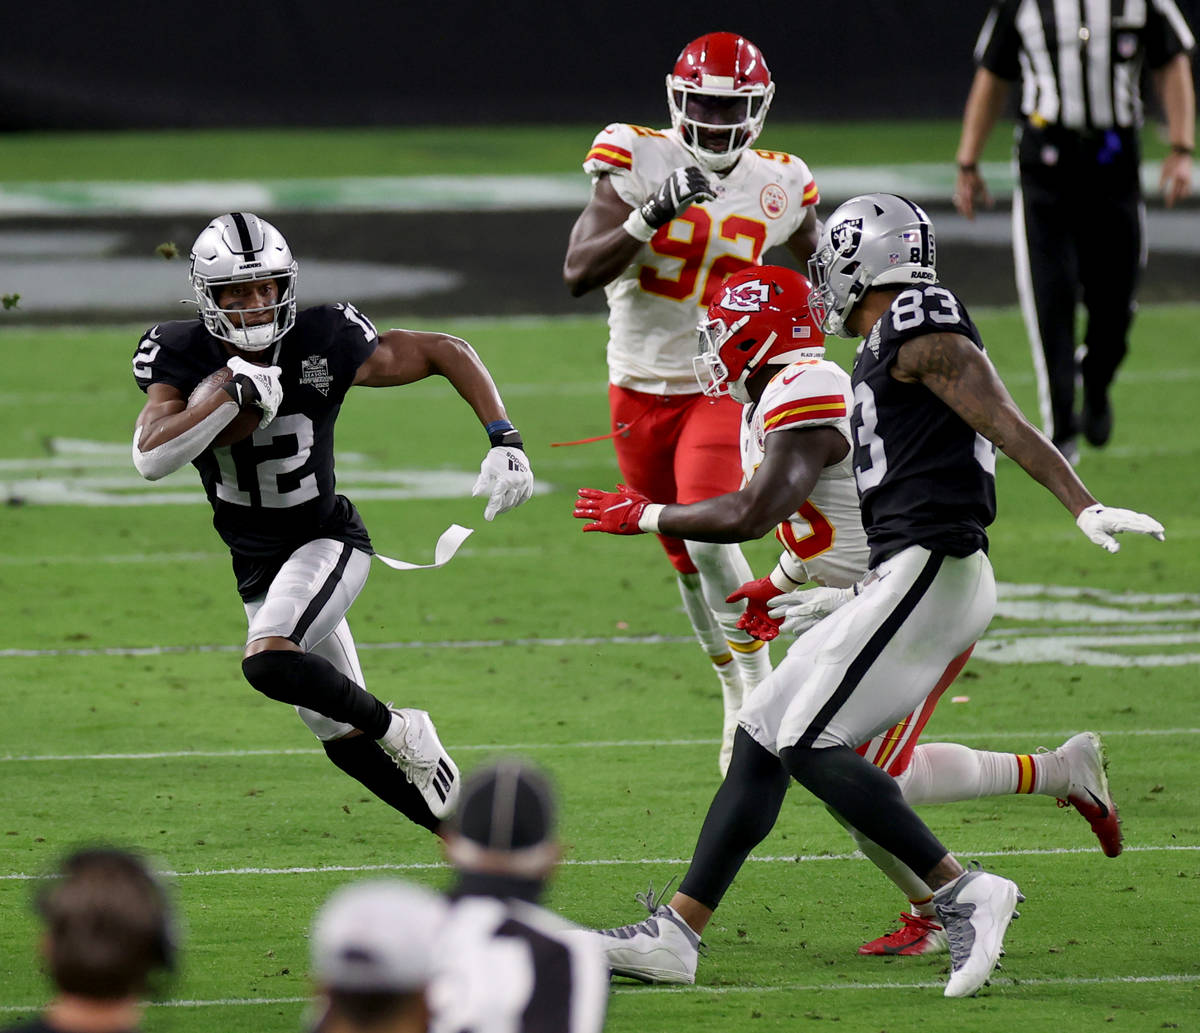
top-left (576, 427), bottom-right (838, 541)
top-left (895, 331), bottom-right (1165, 551)
top-left (356, 329), bottom-right (533, 519)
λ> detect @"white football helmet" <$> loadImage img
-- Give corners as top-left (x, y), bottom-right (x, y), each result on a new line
top-left (666, 32), bottom-right (775, 173)
top-left (807, 193), bottom-right (937, 338)
top-left (190, 212), bottom-right (298, 352)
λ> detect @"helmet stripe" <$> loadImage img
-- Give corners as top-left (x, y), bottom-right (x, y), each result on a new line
top-left (229, 212), bottom-right (256, 257)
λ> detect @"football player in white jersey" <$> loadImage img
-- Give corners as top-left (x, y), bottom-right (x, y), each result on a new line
top-left (563, 32), bottom-right (822, 775)
top-left (574, 265), bottom-right (1132, 971)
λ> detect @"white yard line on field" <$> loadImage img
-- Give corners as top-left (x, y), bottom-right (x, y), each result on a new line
top-left (5, 630), bottom-right (1200, 667)
top-left (1, 844), bottom-right (1196, 883)
top-left (2, 727), bottom-right (1198, 765)
top-left (0, 971), bottom-right (1197, 1014)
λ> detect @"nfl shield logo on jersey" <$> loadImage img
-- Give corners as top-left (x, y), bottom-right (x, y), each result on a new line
top-left (301, 355), bottom-right (333, 396)
top-left (831, 218), bottom-right (862, 257)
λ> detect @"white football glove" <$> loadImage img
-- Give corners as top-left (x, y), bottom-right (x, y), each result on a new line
top-left (1075, 503), bottom-right (1165, 554)
top-left (472, 446), bottom-right (533, 521)
top-left (767, 584), bottom-right (858, 636)
top-left (227, 355), bottom-right (284, 429)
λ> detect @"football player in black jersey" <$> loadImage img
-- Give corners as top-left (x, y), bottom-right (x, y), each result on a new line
top-left (748, 192), bottom-right (1162, 997)
top-left (131, 212), bottom-right (534, 834)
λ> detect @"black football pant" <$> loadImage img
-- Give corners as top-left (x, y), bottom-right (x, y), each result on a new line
top-left (1013, 127), bottom-right (1143, 444)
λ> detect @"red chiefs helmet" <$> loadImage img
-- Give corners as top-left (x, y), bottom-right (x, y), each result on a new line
top-left (694, 265), bottom-right (825, 404)
top-left (667, 32), bottom-right (775, 172)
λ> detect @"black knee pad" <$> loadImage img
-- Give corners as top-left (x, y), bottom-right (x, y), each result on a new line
top-left (241, 649), bottom-right (306, 704)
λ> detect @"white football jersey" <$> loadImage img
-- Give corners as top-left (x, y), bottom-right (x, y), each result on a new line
top-left (583, 123), bottom-right (819, 394)
top-left (740, 352), bottom-right (868, 588)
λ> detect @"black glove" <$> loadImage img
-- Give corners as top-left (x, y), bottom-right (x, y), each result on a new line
top-left (639, 166), bottom-right (716, 229)
top-left (623, 166), bottom-right (716, 241)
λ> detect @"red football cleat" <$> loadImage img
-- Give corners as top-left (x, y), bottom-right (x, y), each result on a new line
top-left (1057, 731), bottom-right (1123, 857)
top-left (857, 911), bottom-right (948, 956)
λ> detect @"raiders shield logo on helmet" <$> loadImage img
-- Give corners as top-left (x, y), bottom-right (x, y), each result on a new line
top-left (719, 278), bottom-right (771, 312)
top-left (831, 218), bottom-right (863, 257)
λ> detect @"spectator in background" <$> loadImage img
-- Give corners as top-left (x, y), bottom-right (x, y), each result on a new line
top-left (1, 847), bottom-right (178, 1033)
top-left (431, 759), bottom-right (609, 1033)
top-left (309, 879), bottom-right (447, 1033)
top-left (954, 0), bottom-right (1195, 464)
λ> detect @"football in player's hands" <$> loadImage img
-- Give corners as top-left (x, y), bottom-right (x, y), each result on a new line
top-left (186, 367), bottom-right (259, 447)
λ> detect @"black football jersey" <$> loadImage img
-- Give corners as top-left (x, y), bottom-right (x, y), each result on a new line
top-left (132, 304), bottom-right (378, 573)
top-left (849, 283), bottom-right (997, 567)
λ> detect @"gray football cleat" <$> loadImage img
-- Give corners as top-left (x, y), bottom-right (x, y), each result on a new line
top-left (593, 884), bottom-right (701, 984)
top-left (934, 867), bottom-right (1023, 998)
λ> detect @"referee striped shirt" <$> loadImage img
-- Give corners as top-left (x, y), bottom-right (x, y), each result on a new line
top-left (975, 0), bottom-right (1195, 130)
top-left (430, 895), bottom-right (609, 1033)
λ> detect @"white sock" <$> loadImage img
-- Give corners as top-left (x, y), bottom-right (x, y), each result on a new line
top-left (894, 742), bottom-right (1026, 804)
top-left (712, 656), bottom-right (743, 719)
top-left (683, 540), bottom-right (772, 692)
top-left (676, 571), bottom-right (727, 656)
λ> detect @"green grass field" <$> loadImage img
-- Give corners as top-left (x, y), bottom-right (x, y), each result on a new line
top-left (4, 118), bottom-right (1188, 183)
top-left (1, 297), bottom-right (1198, 1032)
top-left (1, 123), bottom-right (1012, 181)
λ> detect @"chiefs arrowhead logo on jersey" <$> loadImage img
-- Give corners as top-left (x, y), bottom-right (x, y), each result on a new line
top-left (831, 218), bottom-right (863, 257)
top-left (719, 278), bottom-right (771, 312)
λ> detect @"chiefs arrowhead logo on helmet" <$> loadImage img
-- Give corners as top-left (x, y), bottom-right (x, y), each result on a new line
top-left (695, 266), bottom-right (825, 405)
top-left (719, 278), bottom-right (771, 313)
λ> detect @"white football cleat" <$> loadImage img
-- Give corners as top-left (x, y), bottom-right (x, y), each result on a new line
top-left (1057, 731), bottom-right (1122, 857)
top-left (934, 868), bottom-right (1023, 998)
top-left (594, 901), bottom-right (700, 984)
top-left (378, 706), bottom-right (459, 820)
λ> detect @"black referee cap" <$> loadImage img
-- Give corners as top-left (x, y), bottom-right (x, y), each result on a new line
top-left (445, 759), bottom-right (559, 876)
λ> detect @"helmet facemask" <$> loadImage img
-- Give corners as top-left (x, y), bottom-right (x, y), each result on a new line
top-left (667, 78), bottom-right (774, 172)
top-left (695, 314), bottom-right (750, 402)
top-left (189, 212), bottom-right (299, 353)
top-left (192, 268), bottom-right (298, 353)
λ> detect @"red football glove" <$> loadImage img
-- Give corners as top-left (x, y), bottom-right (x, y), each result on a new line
top-left (574, 484), bottom-right (650, 534)
top-left (726, 576), bottom-right (784, 642)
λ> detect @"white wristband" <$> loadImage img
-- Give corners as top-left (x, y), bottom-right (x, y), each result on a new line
top-left (622, 207), bottom-right (657, 243)
top-left (774, 553), bottom-right (810, 588)
top-left (638, 503), bottom-right (665, 533)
